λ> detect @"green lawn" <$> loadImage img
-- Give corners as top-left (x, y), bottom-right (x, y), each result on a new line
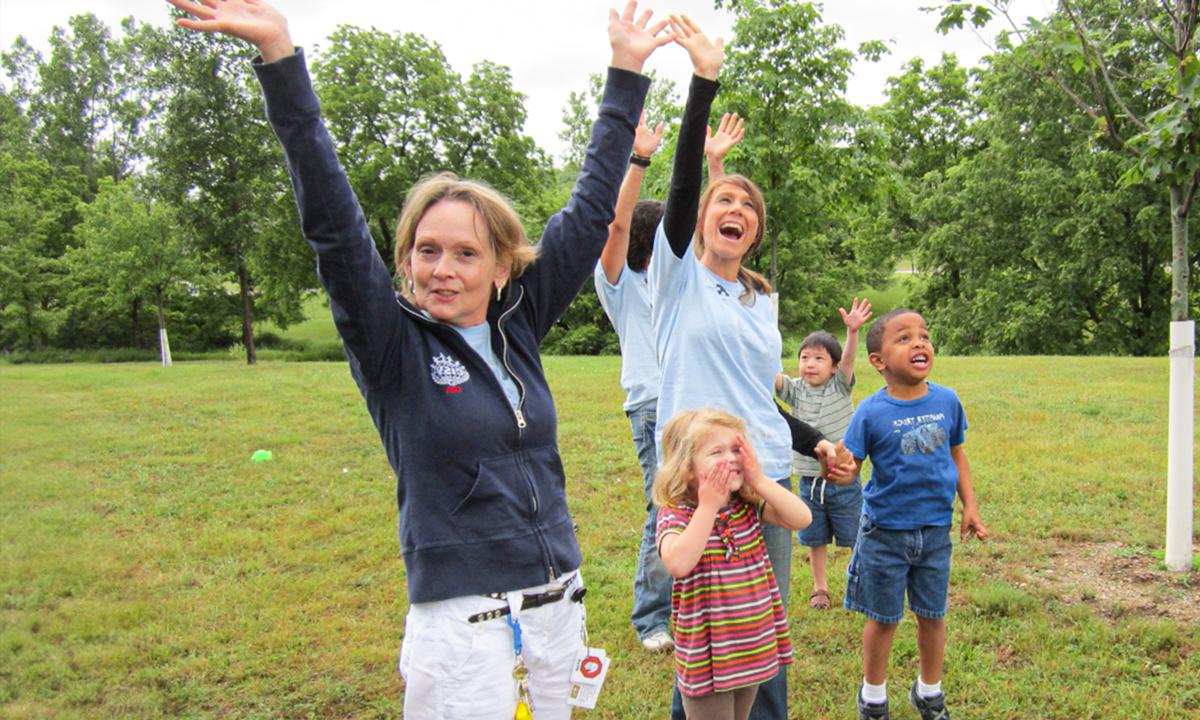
top-left (2, 357), bottom-right (1198, 718)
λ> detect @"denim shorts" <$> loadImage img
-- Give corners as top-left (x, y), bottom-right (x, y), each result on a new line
top-left (796, 476), bottom-right (862, 548)
top-left (843, 518), bottom-right (952, 624)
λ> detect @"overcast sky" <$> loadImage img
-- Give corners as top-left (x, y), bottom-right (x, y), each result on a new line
top-left (0, 0), bottom-right (1052, 160)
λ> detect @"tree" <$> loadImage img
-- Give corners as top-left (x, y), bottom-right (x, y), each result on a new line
top-left (312, 27), bottom-right (555, 273)
top-left (867, 55), bottom-right (980, 266)
top-left (935, 0), bottom-right (1197, 570)
top-left (141, 20), bottom-right (308, 364)
top-left (1, 14), bottom-right (147, 191)
top-left (67, 178), bottom-right (224, 364)
top-left (0, 145), bottom-right (86, 351)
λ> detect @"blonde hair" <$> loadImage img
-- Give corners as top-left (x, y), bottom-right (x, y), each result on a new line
top-left (394, 172), bottom-right (539, 301)
top-left (694, 174), bottom-right (771, 304)
top-left (653, 408), bottom-right (762, 509)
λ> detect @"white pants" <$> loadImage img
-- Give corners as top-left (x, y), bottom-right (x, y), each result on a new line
top-left (399, 572), bottom-right (585, 720)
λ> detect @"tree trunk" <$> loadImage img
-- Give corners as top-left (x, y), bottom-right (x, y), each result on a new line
top-left (237, 262), bottom-right (257, 365)
top-left (1169, 185), bottom-right (1190, 321)
top-left (131, 297), bottom-right (142, 349)
top-left (1164, 183), bottom-right (1194, 572)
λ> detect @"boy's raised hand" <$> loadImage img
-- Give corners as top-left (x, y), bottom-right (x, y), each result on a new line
top-left (633, 111), bottom-right (665, 158)
top-left (839, 296), bottom-right (873, 333)
top-left (669, 14), bottom-right (723, 80)
top-left (705, 112), bottom-right (744, 161)
top-left (609, 2), bottom-right (674, 74)
top-left (166, 0), bottom-right (293, 61)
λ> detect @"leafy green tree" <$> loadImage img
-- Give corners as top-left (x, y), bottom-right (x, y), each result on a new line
top-left (1, 14), bottom-right (147, 191)
top-left (866, 55), bottom-right (979, 266)
top-left (311, 27), bottom-right (555, 275)
top-left (140, 21), bottom-right (308, 363)
top-left (0, 150), bottom-right (87, 351)
top-left (934, 0), bottom-right (1200, 323)
top-left (67, 178), bottom-right (225, 363)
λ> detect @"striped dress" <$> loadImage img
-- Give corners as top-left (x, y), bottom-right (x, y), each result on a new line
top-left (656, 497), bottom-right (793, 697)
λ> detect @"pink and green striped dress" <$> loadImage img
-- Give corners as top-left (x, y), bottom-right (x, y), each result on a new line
top-left (656, 497), bottom-right (793, 697)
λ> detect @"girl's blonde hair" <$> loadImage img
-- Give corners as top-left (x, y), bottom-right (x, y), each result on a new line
top-left (694, 174), bottom-right (771, 305)
top-left (394, 172), bottom-right (539, 301)
top-left (653, 407), bottom-right (762, 508)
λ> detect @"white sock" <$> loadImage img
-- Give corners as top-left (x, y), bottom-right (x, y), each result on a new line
top-left (917, 676), bottom-right (942, 699)
top-left (861, 678), bottom-right (887, 704)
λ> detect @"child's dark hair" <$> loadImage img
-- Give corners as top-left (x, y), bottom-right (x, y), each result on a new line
top-left (798, 331), bottom-right (842, 366)
top-left (627, 199), bottom-right (664, 273)
top-left (866, 307), bottom-right (920, 354)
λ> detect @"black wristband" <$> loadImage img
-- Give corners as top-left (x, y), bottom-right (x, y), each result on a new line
top-left (630, 153), bottom-right (652, 168)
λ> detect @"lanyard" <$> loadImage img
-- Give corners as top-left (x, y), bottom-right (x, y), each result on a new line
top-left (507, 596), bottom-right (534, 719)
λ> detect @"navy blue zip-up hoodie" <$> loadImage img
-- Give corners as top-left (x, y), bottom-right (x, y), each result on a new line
top-left (255, 51), bottom-right (648, 603)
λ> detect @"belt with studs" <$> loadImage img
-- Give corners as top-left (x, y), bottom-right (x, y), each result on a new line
top-left (467, 573), bottom-right (585, 623)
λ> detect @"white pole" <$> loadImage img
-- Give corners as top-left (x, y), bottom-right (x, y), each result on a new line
top-left (1165, 320), bottom-right (1194, 571)
top-left (159, 327), bottom-right (173, 368)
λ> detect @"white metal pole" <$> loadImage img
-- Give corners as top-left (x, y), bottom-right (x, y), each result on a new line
top-left (1165, 320), bottom-right (1194, 571)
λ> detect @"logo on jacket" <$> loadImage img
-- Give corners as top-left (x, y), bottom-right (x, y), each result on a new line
top-left (430, 353), bottom-right (470, 393)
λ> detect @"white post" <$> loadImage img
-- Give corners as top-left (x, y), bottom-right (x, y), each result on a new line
top-left (159, 327), bottom-right (173, 368)
top-left (1165, 320), bottom-right (1194, 571)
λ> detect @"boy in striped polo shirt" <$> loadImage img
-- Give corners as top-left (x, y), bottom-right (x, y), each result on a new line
top-left (775, 297), bottom-right (872, 610)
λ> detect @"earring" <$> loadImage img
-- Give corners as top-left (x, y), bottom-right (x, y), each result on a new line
top-left (496, 284), bottom-right (503, 301)
top-left (408, 279), bottom-right (415, 294)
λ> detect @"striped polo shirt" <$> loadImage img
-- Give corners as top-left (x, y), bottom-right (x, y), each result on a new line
top-left (656, 497), bottom-right (793, 697)
top-left (778, 372), bottom-right (855, 477)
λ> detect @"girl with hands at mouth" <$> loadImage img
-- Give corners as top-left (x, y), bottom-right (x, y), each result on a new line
top-left (654, 408), bottom-right (811, 720)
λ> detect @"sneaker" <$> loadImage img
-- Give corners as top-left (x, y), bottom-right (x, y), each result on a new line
top-left (640, 630), bottom-right (674, 653)
top-left (857, 686), bottom-right (890, 720)
top-left (909, 681), bottom-right (951, 720)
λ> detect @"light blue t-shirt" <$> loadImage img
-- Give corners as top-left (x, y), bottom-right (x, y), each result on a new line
top-left (843, 382), bottom-right (967, 529)
top-left (648, 223), bottom-right (790, 480)
top-left (594, 262), bottom-right (660, 413)
top-left (453, 321), bottom-right (520, 409)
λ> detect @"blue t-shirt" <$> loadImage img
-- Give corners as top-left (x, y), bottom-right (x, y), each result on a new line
top-left (453, 321), bottom-right (520, 409)
top-left (648, 223), bottom-right (790, 480)
top-left (594, 262), bottom-right (660, 413)
top-left (843, 382), bottom-right (967, 529)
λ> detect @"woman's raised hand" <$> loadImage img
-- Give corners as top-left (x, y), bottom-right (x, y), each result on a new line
top-left (633, 112), bottom-right (666, 158)
top-left (668, 14), bottom-right (723, 81)
top-left (166, 0), bottom-right (294, 62)
top-left (608, 1), bottom-right (674, 75)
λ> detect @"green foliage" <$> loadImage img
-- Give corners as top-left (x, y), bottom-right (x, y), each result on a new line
top-left (0, 151), bottom-right (87, 350)
top-left (312, 27), bottom-right (555, 268)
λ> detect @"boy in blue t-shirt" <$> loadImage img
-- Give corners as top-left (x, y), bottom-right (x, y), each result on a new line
top-left (841, 308), bottom-right (988, 720)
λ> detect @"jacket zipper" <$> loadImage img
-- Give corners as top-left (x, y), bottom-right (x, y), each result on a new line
top-left (497, 286), bottom-right (528, 437)
top-left (499, 287), bottom-right (554, 581)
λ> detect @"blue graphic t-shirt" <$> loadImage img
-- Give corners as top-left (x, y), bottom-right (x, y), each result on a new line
top-left (843, 382), bottom-right (967, 529)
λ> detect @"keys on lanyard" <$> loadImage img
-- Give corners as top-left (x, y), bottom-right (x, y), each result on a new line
top-left (507, 596), bottom-right (534, 719)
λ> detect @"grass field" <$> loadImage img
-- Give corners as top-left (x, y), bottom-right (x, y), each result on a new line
top-left (2, 356), bottom-right (1198, 719)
